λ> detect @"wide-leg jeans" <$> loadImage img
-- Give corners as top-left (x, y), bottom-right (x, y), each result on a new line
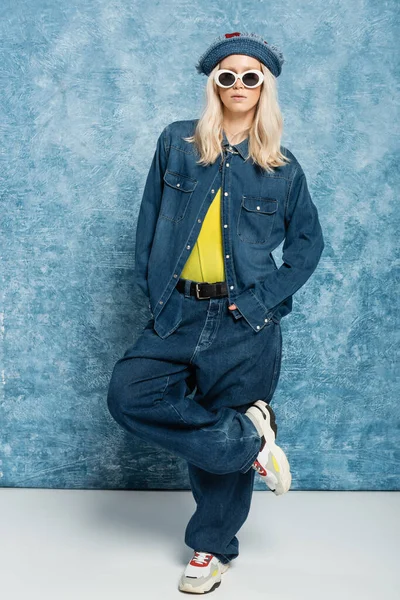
top-left (107, 279), bottom-right (283, 564)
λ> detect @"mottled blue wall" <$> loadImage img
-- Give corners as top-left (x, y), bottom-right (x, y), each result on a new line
top-left (1, 1), bottom-right (398, 490)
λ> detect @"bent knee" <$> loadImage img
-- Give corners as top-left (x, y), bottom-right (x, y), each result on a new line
top-left (107, 363), bottom-right (167, 423)
top-left (107, 375), bottom-right (125, 425)
top-left (106, 361), bottom-right (132, 423)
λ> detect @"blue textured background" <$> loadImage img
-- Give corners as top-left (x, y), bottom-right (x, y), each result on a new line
top-left (1, 1), bottom-right (399, 490)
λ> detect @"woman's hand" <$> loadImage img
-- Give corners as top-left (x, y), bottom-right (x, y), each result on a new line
top-left (228, 304), bottom-right (237, 310)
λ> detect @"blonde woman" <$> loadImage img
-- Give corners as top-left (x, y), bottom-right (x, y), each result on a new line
top-left (107, 32), bottom-right (324, 594)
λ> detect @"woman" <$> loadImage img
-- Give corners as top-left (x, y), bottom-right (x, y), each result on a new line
top-left (107, 31), bottom-right (324, 594)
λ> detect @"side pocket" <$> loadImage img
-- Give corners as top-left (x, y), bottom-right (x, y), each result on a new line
top-left (265, 323), bottom-right (282, 402)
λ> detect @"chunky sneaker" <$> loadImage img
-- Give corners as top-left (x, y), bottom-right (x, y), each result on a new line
top-left (245, 400), bottom-right (292, 496)
top-left (178, 551), bottom-right (230, 594)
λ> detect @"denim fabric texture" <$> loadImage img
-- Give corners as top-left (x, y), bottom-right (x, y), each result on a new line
top-left (134, 119), bottom-right (325, 340)
top-left (108, 118), bottom-right (324, 563)
top-left (195, 31), bottom-right (285, 77)
top-left (107, 286), bottom-right (283, 563)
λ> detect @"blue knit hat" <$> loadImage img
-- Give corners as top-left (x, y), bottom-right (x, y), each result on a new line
top-left (195, 31), bottom-right (285, 78)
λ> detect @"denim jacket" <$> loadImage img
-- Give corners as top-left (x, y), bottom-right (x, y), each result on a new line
top-left (134, 119), bottom-right (325, 339)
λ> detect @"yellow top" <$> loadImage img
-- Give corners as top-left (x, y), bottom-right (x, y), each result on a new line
top-left (180, 187), bottom-right (225, 282)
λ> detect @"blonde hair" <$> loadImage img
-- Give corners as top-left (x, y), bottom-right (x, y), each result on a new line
top-left (183, 63), bottom-right (291, 173)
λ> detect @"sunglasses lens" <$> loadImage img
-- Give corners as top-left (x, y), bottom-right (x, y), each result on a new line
top-left (242, 72), bottom-right (260, 87)
top-left (218, 72), bottom-right (236, 87)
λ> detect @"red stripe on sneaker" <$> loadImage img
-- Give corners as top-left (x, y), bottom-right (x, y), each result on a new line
top-left (252, 459), bottom-right (267, 477)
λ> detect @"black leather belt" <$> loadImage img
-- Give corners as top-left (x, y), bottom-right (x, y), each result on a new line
top-left (176, 278), bottom-right (228, 300)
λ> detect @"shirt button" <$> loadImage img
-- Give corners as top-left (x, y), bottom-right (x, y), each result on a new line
top-left (211, 189), bottom-right (215, 193)
top-left (256, 325), bottom-right (260, 330)
top-left (224, 224), bottom-right (228, 228)
top-left (159, 300), bottom-right (163, 304)
top-left (224, 192), bottom-right (228, 196)
top-left (226, 254), bottom-right (230, 258)
top-left (198, 218), bottom-right (202, 223)
top-left (257, 206), bottom-right (260, 210)
top-left (230, 285), bottom-right (234, 290)
top-left (264, 317), bottom-right (270, 322)
top-left (177, 183), bottom-right (180, 187)
top-left (186, 245), bottom-right (190, 249)
top-left (226, 162), bottom-right (230, 167)
top-left (228, 146), bottom-right (233, 150)
top-left (173, 274), bottom-right (178, 278)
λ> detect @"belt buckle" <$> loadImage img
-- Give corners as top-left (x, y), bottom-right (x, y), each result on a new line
top-left (195, 283), bottom-right (210, 300)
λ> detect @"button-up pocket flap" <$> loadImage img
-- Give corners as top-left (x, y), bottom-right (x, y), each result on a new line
top-left (242, 196), bottom-right (278, 214)
top-left (164, 170), bottom-right (197, 193)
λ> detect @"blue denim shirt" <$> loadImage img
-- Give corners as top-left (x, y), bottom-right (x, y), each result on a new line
top-left (134, 119), bottom-right (325, 339)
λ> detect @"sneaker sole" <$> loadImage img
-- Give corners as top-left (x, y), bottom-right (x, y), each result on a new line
top-left (248, 400), bottom-right (292, 496)
top-left (178, 563), bottom-right (230, 594)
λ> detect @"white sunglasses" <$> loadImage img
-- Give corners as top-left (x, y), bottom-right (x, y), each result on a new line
top-left (214, 69), bottom-right (264, 89)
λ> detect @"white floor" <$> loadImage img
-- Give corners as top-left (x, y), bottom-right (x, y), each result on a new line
top-left (0, 489), bottom-right (398, 599)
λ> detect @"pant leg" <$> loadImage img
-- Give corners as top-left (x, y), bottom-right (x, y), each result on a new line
top-left (185, 423), bottom-right (257, 565)
top-left (183, 297), bottom-right (283, 564)
top-left (106, 295), bottom-right (263, 476)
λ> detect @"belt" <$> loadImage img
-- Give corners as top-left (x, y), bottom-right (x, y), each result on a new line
top-left (176, 278), bottom-right (228, 300)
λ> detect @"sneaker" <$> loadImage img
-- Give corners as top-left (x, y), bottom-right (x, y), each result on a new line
top-left (245, 400), bottom-right (292, 496)
top-left (178, 551), bottom-right (230, 594)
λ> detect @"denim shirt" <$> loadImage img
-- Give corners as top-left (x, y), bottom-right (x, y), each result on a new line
top-left (134, 119), bottom-right (325, 339)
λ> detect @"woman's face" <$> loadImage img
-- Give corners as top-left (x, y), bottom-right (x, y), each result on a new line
top-left (217, 54), bottom-right (263, 114)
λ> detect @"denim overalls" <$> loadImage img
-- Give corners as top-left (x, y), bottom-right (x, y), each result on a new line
top-left (107, 119), bottom-right (324, 564)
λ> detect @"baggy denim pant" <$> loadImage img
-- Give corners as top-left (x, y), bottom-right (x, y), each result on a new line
top-left (107, 279), bottom-right (283, 565)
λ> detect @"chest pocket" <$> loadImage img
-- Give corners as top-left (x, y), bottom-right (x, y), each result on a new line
top-left (161, 170), bottom-right (198, 223)
top-left (237, 196), bottom-right (278, 244)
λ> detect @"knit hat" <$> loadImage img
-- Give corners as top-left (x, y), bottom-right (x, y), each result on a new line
top-left (195, 31), bottom-right (285, 78)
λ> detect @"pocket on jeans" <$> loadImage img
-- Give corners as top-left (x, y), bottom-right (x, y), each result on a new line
top-left (266, 324), bottom-right (282, 401)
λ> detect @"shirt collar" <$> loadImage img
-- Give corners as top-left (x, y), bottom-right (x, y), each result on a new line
top-left (222, 129), bottom-right (249, 160)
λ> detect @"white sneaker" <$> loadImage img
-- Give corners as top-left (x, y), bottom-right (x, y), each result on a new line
top-left (178, 551), bottom-right (230, 594)
top-left (245, 400), bottom-right (292, 496)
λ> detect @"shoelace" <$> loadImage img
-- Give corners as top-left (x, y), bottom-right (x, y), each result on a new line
top-left (192, 551), bottom-right (213, 565)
